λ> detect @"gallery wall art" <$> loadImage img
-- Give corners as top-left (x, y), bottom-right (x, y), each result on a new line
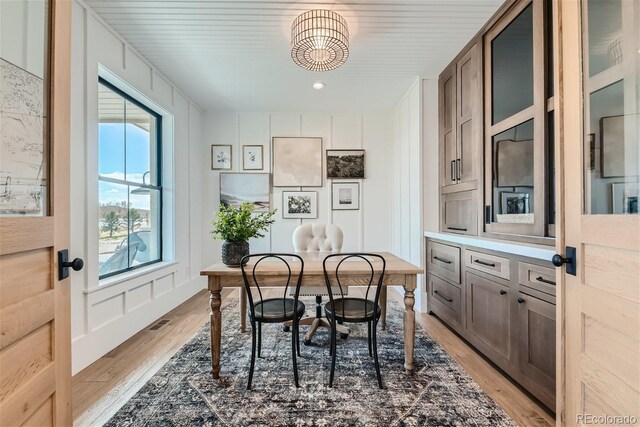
top-left (282, 191), bottom-right (317, 219)
top-left (220, 173), bottom-right (270, 212)
top-left (272, 137), bottom-right (322, 187)
top-left (242, 145), bottom-right (263, 170)
top-left (326, 149), bottom-right (365, 179)
top-left (211, 144), bottom-right (232, 170)
top-left (332, 182), bottom-right (359, 210)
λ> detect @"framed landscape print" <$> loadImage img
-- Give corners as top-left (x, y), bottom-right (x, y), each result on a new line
top-left (220, 173), bottom-right (270, 212)
top-left (332, 182), bottom-right (359, 210)
top-left (272, 137), bottom-right (322, 187)
top-left (242, 145), bottom-right (263, 170)
top-left (211, 145), bottom-right (232, 170)
top-left (326, 149), bottom-right (365, 179)
top-left (282, 191), bottom-right (317, 219)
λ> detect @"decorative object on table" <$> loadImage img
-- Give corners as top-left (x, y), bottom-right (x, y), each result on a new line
top-left (332, 182), bottom-right (359, 210)
top-left (241, 254), bottom-right (305, 389)
top-left (495, 139), bottom-right (534, 187)
top-left (242, 145), bottom-right (263, 170)
top-left (282, 191), bottom-right (317, 219)
top-left (211, 203), bottom-right (276, 267)
top-left (272, 137), bottom-right (322, 187)
top-left (104, 297), bottom-right (514, 426)
top-left (211, 144), bottom-right (232, 170)
top-left (500, 191), bottom-right (530, 215)
top-left (600, 115), bottom-right (628, 178)
top-left (291, 9), bottom-right (349, 72)
top-left (326, 149), bottom-right (365, 179)
top-left (220, 173), bottom-right (270, 212)
top-left (612, 182), bottom-right (639, 214)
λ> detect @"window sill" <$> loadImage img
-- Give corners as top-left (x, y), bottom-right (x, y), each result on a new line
top-left (86, 260), bottom-right (179, 294)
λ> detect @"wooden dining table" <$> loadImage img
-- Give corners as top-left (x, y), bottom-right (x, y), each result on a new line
top-left (200, 252), bottom-right (423, 379)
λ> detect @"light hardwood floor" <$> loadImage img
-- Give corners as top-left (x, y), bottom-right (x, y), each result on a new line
top-left (72, 288), bottom-right (554, 426)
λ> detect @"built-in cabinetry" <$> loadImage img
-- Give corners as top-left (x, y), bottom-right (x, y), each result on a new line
top-left (426, 236), bottom-right (556, 410)
top-left (437, 0), bottom-right (557, 244)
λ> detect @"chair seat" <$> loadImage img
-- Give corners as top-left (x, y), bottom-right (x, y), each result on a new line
top-left (253, 298), bottom-right (305, 323)
top-left (324, 298), bottom-right (380, 323)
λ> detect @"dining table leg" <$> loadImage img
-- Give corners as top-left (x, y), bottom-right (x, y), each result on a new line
top-left (239, 288), bottom-right (247, 332)
top-left (403, 275), bottom-right (416, 376)
top-left (209, 277), bottom-right (222, 379)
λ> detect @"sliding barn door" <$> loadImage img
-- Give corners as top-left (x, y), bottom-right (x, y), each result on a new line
top-left (558, 0), bottom-right (639, 425)
top-left (0, 1), bottom-right (73, 425)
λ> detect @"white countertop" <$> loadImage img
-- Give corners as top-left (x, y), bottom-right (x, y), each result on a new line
top-left (424, 231), bottom-right (556, 261)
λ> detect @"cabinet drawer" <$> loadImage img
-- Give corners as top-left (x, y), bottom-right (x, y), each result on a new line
top-left (427, 240), bottom-right (461, 284)
top-left (519, 262), bottom-right (556, 296)
top-left (428, 274), bottom-right (462, 326)
top-left (441, 191), bottom-right (478, 236)
top-left (465, 249), bottom-right (510, 280)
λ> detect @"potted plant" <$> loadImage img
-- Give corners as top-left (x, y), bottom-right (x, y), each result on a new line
top-left (211, 203), bottom-right (276, 267)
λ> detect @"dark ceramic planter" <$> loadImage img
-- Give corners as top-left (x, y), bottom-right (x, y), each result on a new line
top-left (221, 240), bottom-right (249, 267)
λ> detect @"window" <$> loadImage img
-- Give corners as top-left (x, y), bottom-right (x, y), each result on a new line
top-left (98, 78), bottom-right (162, 279)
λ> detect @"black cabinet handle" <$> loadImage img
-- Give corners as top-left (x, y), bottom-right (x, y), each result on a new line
top-left (450, 160), bottom-right (456, 182)
top-left (499, 290), bottom-right (507, 295)
top-left (433, 256), bottom-right (452, 264)
top-left (434, 290), bottom-right (453, 302)
top-left (446, 226), bottom-right (467, 232)
top-left (456, 158), bottom-right (461, 181)
top-left (535, 276), bottom-right (556, 286)
top-left (473, 259), bottom-right (496, 268)
top-left (517, 297), bottom-right (526, 304)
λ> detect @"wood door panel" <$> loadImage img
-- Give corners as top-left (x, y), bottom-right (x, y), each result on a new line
top-left (24, 396), bottom-right (54, 427)
top-left (0, 363), bottom-right (55, 427)
top-left (441, 191), bottom-right (478, 235)
top-left (583, 244), bottom-right (640, 303)
top-left (458, 119), bottom-right (475, 183)
top-left (581, 354), bottom-right (639, 419)
top-left (0, 323), bottom-right (53, 401)
top-left (0, 249), bottom-right (51, 309)
top-left (465, 272), bottom-right (510, 359)
top-left (0, 289), bottom-right (55, 350)
top-left (443, 131), bottom-right (457, 185)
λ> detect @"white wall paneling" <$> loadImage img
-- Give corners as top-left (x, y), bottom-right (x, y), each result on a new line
top-left (70, 0), bottom-right (205, 374)
top-left (202, 111), bottom-right (394, 266)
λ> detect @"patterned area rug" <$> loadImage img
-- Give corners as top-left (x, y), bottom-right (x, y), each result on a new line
top-left (106, 297), bottom-right (514, 426)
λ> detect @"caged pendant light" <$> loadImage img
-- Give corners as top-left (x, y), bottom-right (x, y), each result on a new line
top-left (291, 9), bottom-right (349, 72)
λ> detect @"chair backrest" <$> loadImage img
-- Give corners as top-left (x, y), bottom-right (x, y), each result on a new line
top-left (240, 253), bottom-right (304, 314)
top-left (322, 253), bottom-right (386, 318)
top-left (292, 224), bottom-right (343, 252)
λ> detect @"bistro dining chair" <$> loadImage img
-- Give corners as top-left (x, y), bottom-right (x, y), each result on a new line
top-left (322, 253), bottom-right (386, 389)
top-left (284, 223), bottom-right (350, 345)
top-left (240, 253), bottom-right (305, 389)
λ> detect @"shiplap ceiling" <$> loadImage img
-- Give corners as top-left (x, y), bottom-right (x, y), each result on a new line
top-left (87, 0), bottom-right (503, 112)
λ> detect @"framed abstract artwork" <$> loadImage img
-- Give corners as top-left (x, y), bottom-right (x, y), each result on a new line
top-left (326, 149), bottom-right (365, 179)
top-left (211, 145), bottom-right (232, 170)
top-left (332, 182), bottom-right (359, 210)
top-left (282, 191), bottom-right (317, 219)
top-left (272, 137), bottom-right (322, 187)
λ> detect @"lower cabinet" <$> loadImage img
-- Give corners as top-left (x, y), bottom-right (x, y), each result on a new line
top-left (426, 237), bottom-right (556, 411)
top-left (465, 273), bottom-right (510, 360)
top-left (440, 191), bottom-right (478, 235)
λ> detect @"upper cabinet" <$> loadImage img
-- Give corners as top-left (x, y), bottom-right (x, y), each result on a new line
top-left (483, 0), bottom-right (556, 242)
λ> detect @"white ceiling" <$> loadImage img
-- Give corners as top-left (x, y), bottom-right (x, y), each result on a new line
top-left (87, 0), bottom-right (503, 113)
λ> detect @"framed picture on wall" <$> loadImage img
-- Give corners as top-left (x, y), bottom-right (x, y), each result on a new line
top-left (211, 145), bottom-right (232, 170)
top-left (500, 191), bottom-right (530, 215)
top-left (242, 145), bottom-right (263, 170)
top-left (282, 191), bottom-right (317, 219)
top-left (272, 137), bottom-right (322, 187)
top-left (326, 149), bottom-right (365, 179)
top-left (612, 182), bottom-right (639, 214)
top-left (601, 115), bottom-right (625, 178)
top-left (495, 139), bottom-right (534, 187)
top-left (332, 182), bottom-right (359, 210)
top-left (220, 173), bottom-right (270, 212)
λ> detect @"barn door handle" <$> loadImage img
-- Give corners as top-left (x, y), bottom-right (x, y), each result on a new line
top-left (552, 246), bottom-right (576, 276)
top-left (58, 249), bottom-right (84, 280)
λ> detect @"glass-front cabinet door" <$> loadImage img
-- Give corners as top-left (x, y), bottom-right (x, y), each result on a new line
top-left (483, 0), bottom-right (555, 242)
